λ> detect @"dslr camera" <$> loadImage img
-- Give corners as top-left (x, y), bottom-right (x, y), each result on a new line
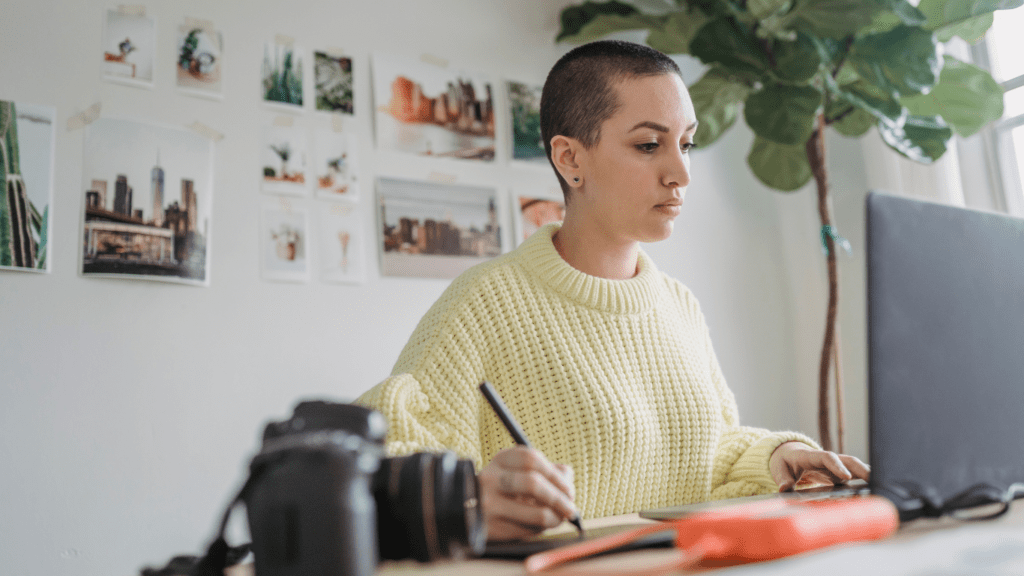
top-left (244, 400), bottom-right (486, 576)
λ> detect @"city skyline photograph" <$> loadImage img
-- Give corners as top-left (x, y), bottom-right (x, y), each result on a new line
top-left (81, 117), bottom-right (214, 285)
top-left (377, 177), bottom-right (501, 279)
top-left (372, 52), bottom-right (495, 161)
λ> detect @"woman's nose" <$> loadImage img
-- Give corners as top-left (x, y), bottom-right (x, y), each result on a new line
top-left (663, 148), bottom-right (691, 189)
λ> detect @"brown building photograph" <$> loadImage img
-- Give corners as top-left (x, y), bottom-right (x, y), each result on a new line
top-left (377, 176), bottom-right (501, 279)
top-left (81, 117), bottom-right (213, 284)
top-left (373, 52), bottom-right (495, 161)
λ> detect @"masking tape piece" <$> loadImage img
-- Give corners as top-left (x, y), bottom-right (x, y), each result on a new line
top-left (273, 115), bottom-right (295, 128)
top-left (427, 172), bottom-right (457, 184)
top-left (420, 53), bottom-right (449, 68)
top-left (330, 203), bottom-right (353, 216)
top-left (275, 34), bottom-right (295, 47)
top-left (118, 4), bottom-right (146, 16)
top-left (188, 122), bottom-right (224, 142)
top-left (323, 47), bottom-right (347, 59)
top-left (331, 114), bottom-right (345, 132)
top-left (67, 103), bottom-right (102, 131)
top-left (184, 17), bottom-right (216, 35)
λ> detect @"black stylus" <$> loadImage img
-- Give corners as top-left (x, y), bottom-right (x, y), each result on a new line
top-left (478, 380), bottom-right (585, 537)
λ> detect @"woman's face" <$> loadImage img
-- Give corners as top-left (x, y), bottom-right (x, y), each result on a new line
top-left (574, 73), bottom-right (696, 244)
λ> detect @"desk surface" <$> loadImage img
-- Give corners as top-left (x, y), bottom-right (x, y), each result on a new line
top-left (227, 501), bottom-right (1024, 575)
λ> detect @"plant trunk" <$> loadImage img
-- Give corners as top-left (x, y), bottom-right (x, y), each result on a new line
top-left (805, 113), bottom-right (845, 453)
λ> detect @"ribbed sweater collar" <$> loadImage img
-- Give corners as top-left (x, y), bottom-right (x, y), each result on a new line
top-left (513, 223), bottom-right (664, 314)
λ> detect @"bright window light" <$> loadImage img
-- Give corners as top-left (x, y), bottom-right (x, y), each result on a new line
top-left (987, 7), bottom-right (1024, 84)
top-left (1004, 87), bottom-right (1024, 119)
top-left (981, 5), bottom-right (1024, 214)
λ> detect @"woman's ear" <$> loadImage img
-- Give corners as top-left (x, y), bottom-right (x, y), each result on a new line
top-left (550, 135), bottom-right (584, 189)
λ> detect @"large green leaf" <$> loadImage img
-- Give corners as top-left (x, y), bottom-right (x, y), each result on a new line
top-left (807, 35), bottom-right (847, 69)
top-left (829, 78), bottom-right (903, 124)
top-left (772, 32), bottom-right (825, 83)
top-left (559, 13), bottom-right (665, 44)
top-left (860, 10), bottom-right (904, 34)
top-left (918, 0), bottom-right (1022, 42)
top-left (848, 25), bottom-right (941, 98)
top-left (690, 17), bottom-right (771, 76)
top-left (825, 73), bottom-right (909, 138)
top-left (749, 0), bottom-right (792, 19)
top-left (689, 66), bottom-right (752, 146)
top-left (747, 135), bottom-right (813, 191)
top-left (829, 102), bottom-right (876, 136)
top-left (901, 55), bottom-right (1004, 137)
top-left (744, 82), bottom-right (822, 145)
top-left (883, 0), bottom-right (927, 24)
top-left (784, 0), bottom-right (880, 39)
top-left (934, 12), bottom-right (993, 43)
top-left (757, 12), bottom-right (799, 41)
top-left (646, 9), bottom-right (712, 54)
top-left (557, 0), bottom-right (653, 43)
top-left (877, 114), bottom-right (953, 163)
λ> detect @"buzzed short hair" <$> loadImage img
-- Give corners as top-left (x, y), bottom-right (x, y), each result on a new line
top-left (541, 40), bottom-right (683, 198)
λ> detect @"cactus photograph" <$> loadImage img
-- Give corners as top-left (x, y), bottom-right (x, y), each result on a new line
top-left (0, 101), bottom-right (54, 273)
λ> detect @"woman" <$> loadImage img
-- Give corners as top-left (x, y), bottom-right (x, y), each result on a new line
top-left (358, 40), bottom-right (869, 541)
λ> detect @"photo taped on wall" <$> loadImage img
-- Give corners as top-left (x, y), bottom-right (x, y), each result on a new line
top-left (376, 176), bottom-right (501, 279)
top-left (80, 117), bottom-right (214, 285)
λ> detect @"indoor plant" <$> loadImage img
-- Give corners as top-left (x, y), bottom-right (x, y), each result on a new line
top-left (556, 0), bottom-right (1016, 450)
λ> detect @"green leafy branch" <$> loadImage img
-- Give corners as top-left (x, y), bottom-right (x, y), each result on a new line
top-left (558, 0), bottom-right (1013, 190)
top-left (556, 0), bottom-right (1019, 451)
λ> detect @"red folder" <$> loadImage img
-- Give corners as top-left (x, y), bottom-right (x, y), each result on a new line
top-left (525, 496), bottom-right (899, 574)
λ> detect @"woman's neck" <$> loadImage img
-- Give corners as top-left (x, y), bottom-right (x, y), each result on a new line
top-left (552, 214), bottom-right (640, 280)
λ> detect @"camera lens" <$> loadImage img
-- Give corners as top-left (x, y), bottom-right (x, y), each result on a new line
top-left (374, 452), bottom-right (486, 561)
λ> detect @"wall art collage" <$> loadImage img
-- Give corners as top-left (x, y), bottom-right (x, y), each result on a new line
top-left (1, 5), bottom-right (567, 285)
top-left (257, 35), bottom-right (362, 285)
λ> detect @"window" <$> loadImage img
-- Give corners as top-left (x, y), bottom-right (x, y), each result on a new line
top-left (975, 6), bottom-right (1024, 215)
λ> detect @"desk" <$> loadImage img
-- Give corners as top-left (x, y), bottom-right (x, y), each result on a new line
top-left (226, 502), bottom-right (1024, 575)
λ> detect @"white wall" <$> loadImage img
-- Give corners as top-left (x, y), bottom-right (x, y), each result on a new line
top-left (0, 2), bottom-right (874, 575)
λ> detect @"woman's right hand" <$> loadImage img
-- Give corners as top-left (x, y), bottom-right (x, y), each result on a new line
top-left (477, 446), bottom-right (579, 542)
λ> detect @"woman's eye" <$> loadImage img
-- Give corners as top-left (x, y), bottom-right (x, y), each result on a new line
top-left (636, 142), bottom-right (658, 153)
top-left (681, 142), bottom-right (696, 153)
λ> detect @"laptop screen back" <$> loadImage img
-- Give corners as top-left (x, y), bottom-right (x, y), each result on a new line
top-left (867, 192), bottom-right (1024, 504)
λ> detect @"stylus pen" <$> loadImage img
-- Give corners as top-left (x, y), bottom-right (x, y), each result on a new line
top-left (478, 380), bottom-right (585, 537)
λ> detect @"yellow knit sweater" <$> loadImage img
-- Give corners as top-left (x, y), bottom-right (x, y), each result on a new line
top-left (358, 223), bottom-right (817, 519)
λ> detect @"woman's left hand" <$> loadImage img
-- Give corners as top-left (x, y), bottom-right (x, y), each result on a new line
top-left (769, 442), bottom-right (871, 492)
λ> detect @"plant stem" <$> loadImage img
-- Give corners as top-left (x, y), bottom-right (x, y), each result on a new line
top-left (805, 112), bottom-right (842, 452)
top-left (833, 323), bottom-right (845, 454)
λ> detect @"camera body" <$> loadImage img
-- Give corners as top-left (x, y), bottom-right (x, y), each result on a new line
top-left (244, 401), bottom-right (485, 576)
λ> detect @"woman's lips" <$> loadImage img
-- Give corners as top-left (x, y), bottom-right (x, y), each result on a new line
top-left (654, 202), bottom-right (681, 216)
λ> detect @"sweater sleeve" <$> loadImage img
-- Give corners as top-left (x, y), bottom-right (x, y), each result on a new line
top-left (356, 372), bottom-right (484, 467)
top-left (682, 288), bottom-right (820, 500)
top-left (355, 276), bottom-right (489, 469)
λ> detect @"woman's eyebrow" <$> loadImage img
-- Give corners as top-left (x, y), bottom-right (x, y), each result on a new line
top-left (628, 120), bottom-right (699, 133)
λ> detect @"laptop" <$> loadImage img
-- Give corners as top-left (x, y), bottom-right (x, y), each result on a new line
top-left (642, 191), bottom-right (1024, 522)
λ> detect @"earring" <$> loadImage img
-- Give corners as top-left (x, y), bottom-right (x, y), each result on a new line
top-left (573, 176), bottom-right (580, 183)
